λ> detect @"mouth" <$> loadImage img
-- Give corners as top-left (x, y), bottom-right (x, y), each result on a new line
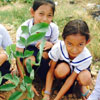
top-left (70, 53), bottom-right (79, 57)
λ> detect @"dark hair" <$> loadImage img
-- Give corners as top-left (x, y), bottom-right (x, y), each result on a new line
top-left (32, 0), bottom-right (55, 15)
top-left (62, 19), bottom-right (90, 41)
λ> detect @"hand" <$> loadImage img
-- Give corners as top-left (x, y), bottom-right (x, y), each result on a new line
top-left (35, 41), bottom-right (41, 49)
top-left (42, 94), bottom-right (50, 100)
top-left (35, 41), bottom-right (53, 50)
top-left (43, 41), bottom-right (53, 50)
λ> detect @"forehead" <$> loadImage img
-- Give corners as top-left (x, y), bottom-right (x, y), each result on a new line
top-left (65, 34), bottom-right (86, 43)
top-left (36, 4), bottom-right (53, 13)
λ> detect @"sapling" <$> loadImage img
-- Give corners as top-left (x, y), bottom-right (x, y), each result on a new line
top-left (0, 23), bottom-right (49, 100)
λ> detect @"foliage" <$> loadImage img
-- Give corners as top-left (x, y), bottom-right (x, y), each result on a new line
top-left (0, 0), bottom-right (34, 4)
top-left (0, 22), bottom-right (49, 100)
top-left (22, 0), bottom-right (34, 3)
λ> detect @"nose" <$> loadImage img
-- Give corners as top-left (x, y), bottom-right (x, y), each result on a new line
top-left (72, 47), bottom-right (78, 53)
top-left (42, 16), bottom-right (48, 22)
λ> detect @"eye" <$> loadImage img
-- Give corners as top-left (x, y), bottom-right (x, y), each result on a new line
top-left (48, 14), bottom-right (53, 17)
top-left (39, 13), bottom-right (44, 15)
top-left (79, 43), bottom-right (84, 47)
top-left (67, 42), bottom-right (72, 46)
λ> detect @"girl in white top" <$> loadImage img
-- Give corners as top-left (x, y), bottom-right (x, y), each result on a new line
top-left (16, 0), bottom-right (59, 80)
top-left (88, 71), bottom-right (100, 100)
top-left (0, 24), bottom-right (12, 84)
top-left (43, 19), bottom-right (92, 100)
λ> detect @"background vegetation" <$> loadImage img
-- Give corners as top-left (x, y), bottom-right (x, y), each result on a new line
top-left (0, 0), bottom-right (100, 67)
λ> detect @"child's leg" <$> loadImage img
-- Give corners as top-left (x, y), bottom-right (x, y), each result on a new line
top-left (77, 70), bottom-right (92, 100)
top-left (23, 56), bottom-right (36, 67)
top-left (23, 45), bottom-right (38, 67)
top-left (54, 62), bottom-right (70, 79)
top-left (0, 61), bottom-right (11, 85)
top-left (42, 51), bottom-right (49, 59)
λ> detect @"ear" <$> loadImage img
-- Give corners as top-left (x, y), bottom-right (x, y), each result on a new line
top-left (30, 8), bottom-right (34, 17)
top-left (86, 39), bottom-right (90, 44)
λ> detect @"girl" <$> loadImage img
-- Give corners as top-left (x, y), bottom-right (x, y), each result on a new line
top-left (16, 0), bottom-right (59, 80)
top-left (88, 70), bottom-right (100, 100)
top-left (0, 24), bottom-right (12, 85)
top-left (43, 19), bottom-right (92, 100)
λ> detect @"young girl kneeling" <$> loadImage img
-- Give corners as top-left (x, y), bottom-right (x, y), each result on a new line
top-left (43, 19), bottom-right (92, 100)
top-left (16, 0), bottom-right (59, 80)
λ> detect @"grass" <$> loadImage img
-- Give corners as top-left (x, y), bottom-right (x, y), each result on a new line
top-left (0, 3), bottom-right (31, 29)
top-left (0, 0), bottom-right (100, 65)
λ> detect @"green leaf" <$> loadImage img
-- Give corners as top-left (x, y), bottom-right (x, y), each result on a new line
top-left (27, 90), bottom-right (34, 98)
top-left (0, 77), bottom-right (3, 85)
top-left (37, 39), bottom-right (46, 63)
top-left (26, 59), bottom-right (32, 73)
top-left (24, 76), bottom-right (32, 84)
top-left (21, 26), bottom-right (29, 34)
top-left (24, 50), bottom-right (34, 58)
top-left (11, 44), bottom-right (16, 52)
top-left (16, 51), bottom-right (24, 58)
top-left (3, 74), bottom-right (19, 86)
top-left (23, 99), bottom-right (28, 100)
top-left (3, 74), bottom-right (13, 80)
top-left (18, 37), bottom-right (26, 46)
top-left (12, 75), bottom-right (19, 86)
top-left (26, 32), bottom-right (46, 46)
top-left (6, 44), bottom-right (16, 60)
top-left (30, 70), bottom-right (34, 80)
top-left (20, 83), bottom-right (26, 92)
top-left (26, 85), bottom-right (34, 98)
top-left (0, 83), bottom-right (16, 91)
top-left (31, 23), bottom-right (49, 34)
top-left (9, 91), bottom-right (23, 100)
top-left (6, 45), bottom-right (11, 56)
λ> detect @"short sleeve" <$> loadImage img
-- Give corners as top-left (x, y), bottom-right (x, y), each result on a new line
top-left (48, 42), bottom-right (60, 62)
top-left (74, 58), bottom-right (92, 73)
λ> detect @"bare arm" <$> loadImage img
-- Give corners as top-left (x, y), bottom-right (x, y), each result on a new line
top-left (16, 47), bottom-right (25, 78)
top-left (0, 53), bottom-right (8, 66)
top-left (43, 60), bottom-right (57, 99)
top-left (54, 71), bottom-right (78, 100)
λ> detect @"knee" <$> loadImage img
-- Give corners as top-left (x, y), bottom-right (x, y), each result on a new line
top-left (77, 70), bottom-right (92, 86)
top-left (54, 63), bottom-right (70, 79)
top-left (24, 56), bottom-right (35, 66)
top-left (42, 52), bottom-right (49, 59)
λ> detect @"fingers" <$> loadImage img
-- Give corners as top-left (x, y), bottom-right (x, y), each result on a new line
top-left (35, 41), bottom-right (41, 49)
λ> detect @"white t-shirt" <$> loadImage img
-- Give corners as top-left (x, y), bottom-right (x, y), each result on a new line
top-left (16, 18), bottom-right (59, 48)
top-left (87, 71), bottom-right (100, 100)
top-left (0, 24), bottom-right (12, 50)
top-left (48, 41), bottom-right (92, 73)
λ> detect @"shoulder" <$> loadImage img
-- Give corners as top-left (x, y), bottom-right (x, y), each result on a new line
top-left (20, 18), bottom-right (33, 27)
top-left (81, 47), bottom-right (91, 57)
top-left (49, 22), bottom-right (59, 29)
top-left (16, 18), bottom-right (33, 33)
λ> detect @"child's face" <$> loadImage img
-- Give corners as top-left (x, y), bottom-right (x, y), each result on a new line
top-left (64, 33), bottom-right (87, 59)
top-left (31, 4), bottom-right (53, 24)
